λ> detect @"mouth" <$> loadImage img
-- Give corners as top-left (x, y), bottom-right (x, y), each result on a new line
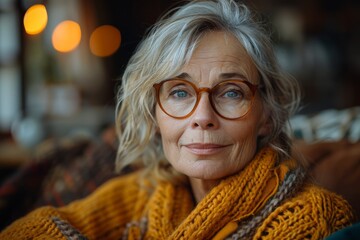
top-left (183, 143), bottom-right (230, 155)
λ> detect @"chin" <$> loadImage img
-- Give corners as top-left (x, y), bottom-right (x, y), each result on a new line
top-left (182, 165), bottom-right (231, 180)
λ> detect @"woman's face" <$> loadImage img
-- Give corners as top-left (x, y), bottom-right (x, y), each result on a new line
top-left (156, 31), bottom-right (269, 180)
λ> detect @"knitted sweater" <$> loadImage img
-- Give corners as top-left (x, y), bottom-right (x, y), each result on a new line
top-left (0, 147), bottom-right (354, 239)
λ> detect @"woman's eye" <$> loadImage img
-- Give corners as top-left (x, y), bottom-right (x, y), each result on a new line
top-left (170, 89), bottom-right (189, 98)
top-left (223, 90), bottom-right (242, 99)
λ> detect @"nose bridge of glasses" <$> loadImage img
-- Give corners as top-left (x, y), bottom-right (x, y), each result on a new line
top-left (197, 87), bottom-right (212, 97)
top-left (194, 88), bottom-right (216, 115)
top-left (196, 87), bottom-right (213, 106)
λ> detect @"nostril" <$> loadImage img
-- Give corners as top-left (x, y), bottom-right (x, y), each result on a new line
top-left (193, 121), bottom-right (215, 129)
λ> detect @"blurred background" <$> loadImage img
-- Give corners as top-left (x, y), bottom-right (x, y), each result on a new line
top-left (0, 0), bottom-right (359, 172)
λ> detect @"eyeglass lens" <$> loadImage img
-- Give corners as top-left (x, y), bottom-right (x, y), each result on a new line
top-left (157, 79), bottom-right (255, 119)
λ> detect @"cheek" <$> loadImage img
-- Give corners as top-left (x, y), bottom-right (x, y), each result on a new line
top-left (229, 119), bottom-right (260, 143)
top-left (227, 119), bottom-right (262, 158)
top-left (156, 105), bottom-right (176, 137)
top-left (231, 127), bottom-right (257, 147)
top-left (156, 105), bottom-right (182, 158)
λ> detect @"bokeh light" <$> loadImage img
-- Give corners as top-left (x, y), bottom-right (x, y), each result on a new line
top-left (52, 20), bottom-right (81, 53)
top-left (23, 4), bottom-right (48, 35)
top-left (89, 25), bottom-right (121, 57)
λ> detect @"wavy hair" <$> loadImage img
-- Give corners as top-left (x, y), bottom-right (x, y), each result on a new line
top-left (115, 0), bottom-right (301, 181)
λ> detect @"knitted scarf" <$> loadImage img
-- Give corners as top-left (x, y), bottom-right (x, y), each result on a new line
top-left (124, 147), bottom-right (305, 240)
top-left (1, 147), bottom-right (353, 239)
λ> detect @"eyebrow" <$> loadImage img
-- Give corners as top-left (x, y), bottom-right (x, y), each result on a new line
top-left (219, 73), bottom-right (248, 81)
top-left (174, 73), bottom-right (191, 80)
top-left (174, 72), bottom-right (249, 81)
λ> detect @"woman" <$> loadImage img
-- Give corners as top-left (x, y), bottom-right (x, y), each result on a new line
top-left (1, 0), bottom-right (354, 239)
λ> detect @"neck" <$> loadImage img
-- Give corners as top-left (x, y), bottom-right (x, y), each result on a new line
top-left (189, 177), bottom-right (220, 203)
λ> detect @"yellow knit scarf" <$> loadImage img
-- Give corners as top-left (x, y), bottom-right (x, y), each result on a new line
top-left (126, 147), bottom-right (290, 239)
top-left (0, 147), bottom-right (353, 239)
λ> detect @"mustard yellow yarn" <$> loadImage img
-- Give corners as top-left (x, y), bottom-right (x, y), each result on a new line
top-left (0, 148), bottom-right (354, 239)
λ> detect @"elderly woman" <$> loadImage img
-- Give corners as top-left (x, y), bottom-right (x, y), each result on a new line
top-left (1, 0), bottom-right (354, 239)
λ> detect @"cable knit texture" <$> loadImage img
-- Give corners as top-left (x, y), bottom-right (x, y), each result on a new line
top-left (0, 147), bottom-right (354, 239)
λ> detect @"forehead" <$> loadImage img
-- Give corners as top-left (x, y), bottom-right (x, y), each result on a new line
top-left (180, 31), bottom-right (259, 84)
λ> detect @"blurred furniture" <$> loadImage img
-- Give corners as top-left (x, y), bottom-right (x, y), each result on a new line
top-left (0, 129), bottom-right (132, 230)
top-left (0, 140), bottom-right (31, 168)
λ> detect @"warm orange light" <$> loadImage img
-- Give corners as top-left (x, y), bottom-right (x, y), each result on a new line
top-left (24, 4), bottom-right (48, 35)
top-left (90, 25), bottom-right (121, 57)
top-left (52, 21), bottom-right (81, 53)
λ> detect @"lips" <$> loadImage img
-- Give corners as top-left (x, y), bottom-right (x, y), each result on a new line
top-left (183, 143), bottom-right (229, 155)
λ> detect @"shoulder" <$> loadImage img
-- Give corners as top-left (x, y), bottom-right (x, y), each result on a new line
top-left (291, 183), bottom-right (354, 222)
top-left (0, 170), bottom-right (151, 239)
top-left (0, 206), bottom-right (68, 239)
top-left (255, 183), bottom-right (355, 239)
top-left (57, 170), bottom-right (145, 212)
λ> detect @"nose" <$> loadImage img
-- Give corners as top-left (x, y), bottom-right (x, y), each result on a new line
top-left (190, 93), bottom-right (219, 129)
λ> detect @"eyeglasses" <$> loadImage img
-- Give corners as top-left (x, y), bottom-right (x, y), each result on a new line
top-left (153, 79), bottom-right (259, 120)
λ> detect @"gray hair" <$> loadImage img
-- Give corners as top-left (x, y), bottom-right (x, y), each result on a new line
top-left (115, 0), bottom-right (301, 179)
